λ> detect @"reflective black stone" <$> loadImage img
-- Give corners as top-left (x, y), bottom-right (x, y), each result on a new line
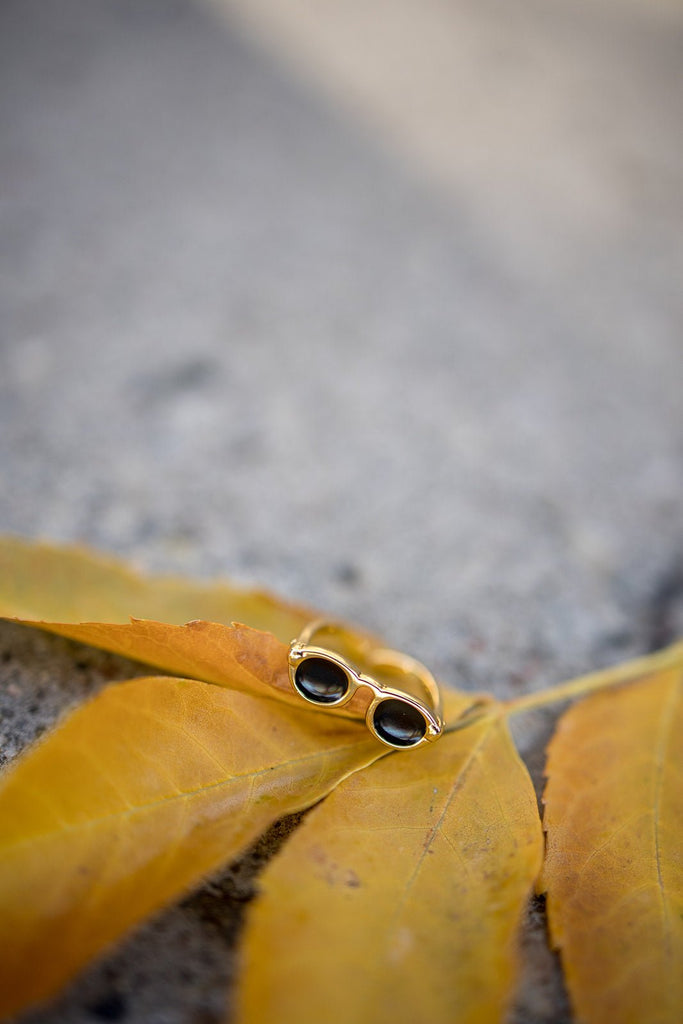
top-left (294, 657), bottom-right (349, 704)
top-left (372, 698), bottom-right (427, 746)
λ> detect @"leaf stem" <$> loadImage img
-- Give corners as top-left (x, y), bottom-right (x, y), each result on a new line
top-left (504, 639), bottom-right (683, 716)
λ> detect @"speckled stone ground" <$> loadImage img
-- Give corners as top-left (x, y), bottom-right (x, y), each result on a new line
top-left (1, 0), bottom-right (682, 1021)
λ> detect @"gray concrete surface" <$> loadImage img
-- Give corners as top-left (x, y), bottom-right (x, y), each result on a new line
top-left (1, 0), bottom-right (682, 1021)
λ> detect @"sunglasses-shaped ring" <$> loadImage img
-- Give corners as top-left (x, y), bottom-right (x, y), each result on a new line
top-left (288, 620), bottom-right (443, 750)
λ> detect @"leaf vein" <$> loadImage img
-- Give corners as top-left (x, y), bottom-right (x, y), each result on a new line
top-left (652, 669), bottom-right (679, 972)
top-left (3, 741), bottom-right (366, 850)
top-left (392, 718), bottom-right (494, 920)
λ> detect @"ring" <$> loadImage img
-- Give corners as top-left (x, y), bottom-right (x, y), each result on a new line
top-left (288, 619), bottom-right (443, 750)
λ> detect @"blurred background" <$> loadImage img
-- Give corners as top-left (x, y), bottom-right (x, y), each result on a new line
top-left (1, 1), bottom-right (682, 1020)
top-left (2, 0), bottom-right (682, 689)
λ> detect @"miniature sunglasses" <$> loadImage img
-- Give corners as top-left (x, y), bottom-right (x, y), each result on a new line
top-left (288, 620), bottom-right (443, 750)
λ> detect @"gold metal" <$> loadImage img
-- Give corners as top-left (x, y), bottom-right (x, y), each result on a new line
top-left (289, 619), bottom-right (443, 750)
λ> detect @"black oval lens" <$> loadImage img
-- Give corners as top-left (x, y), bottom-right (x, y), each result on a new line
top-left (372, 698), bottom-right (427, 747)
top-left (294, 657), bottom-right (349, 704)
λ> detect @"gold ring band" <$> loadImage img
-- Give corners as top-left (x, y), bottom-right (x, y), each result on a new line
top-left (289, 619), bottom-right (443, 750)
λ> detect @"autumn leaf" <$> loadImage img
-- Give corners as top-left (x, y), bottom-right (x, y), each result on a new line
top-left (237, 710), bottom-right (543, 1024)
top-left (9, 616), bottom-right (310, 707)
top-left (0, 535), bottom-right (314, 641)
top-left (0, 536), bottom-right (320, 710)
top-left (0, 537), bottom-right (390, 713)
top-left (0, 675), bottom-right (385, 1019)
top-left (540, 662), bottom-right (683, 1024)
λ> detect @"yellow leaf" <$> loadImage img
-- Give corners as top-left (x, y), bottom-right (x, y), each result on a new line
top-left (0, 535), bottom-right (314, 641)
top-left (7, 616), bottom-right (304, 707)
top-left (236, 711), bottom-right (543, 1024)
top-left (0, 676), bottom-right (384, 1019)
top-left (540, 665), bottom-right (683, 1024)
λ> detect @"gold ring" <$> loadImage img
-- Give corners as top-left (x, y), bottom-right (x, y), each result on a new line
top-left (288, 619), bottom-right (443, 750)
